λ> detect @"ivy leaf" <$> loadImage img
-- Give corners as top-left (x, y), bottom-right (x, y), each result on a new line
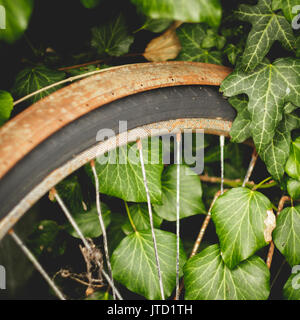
top-left (55, 175), bottom-right (84, 213)
top-left (184, 244), bottom-right (270, 300)
top-left (65, 203), bottom-right (111, 239)
top-left (221, 58), bottom-right (300, 154)
top-left (285, 137), bottom-right (300, 180)
top-left (27, 220), bottom-right (65, 257)
top-left (85, 138), bottom-right (164, 204)
top-left (80, 0), bottom-right (103, 9)
top-left (111, 229), bottom-right (187, 300)
top-left (224, 44), bottom-right (242, 66)
top-left (204, 140), bottom-right (244, 164)
top-left (201, 29), bottom-right (226, 50)
top-left (0, 90), bottom-right (13, 126)
top-left (228, 95), bottom-right (251, 143)
top-left (130, 0), bottom-right (222, 26)
top-left (211, 187), bottom-right (275, 269)
top-left (139, 17), bottom-right (172, 33)
top-left (65, 65), bottom-right (99, 77)
top-left (153, 165), bottom-right (206, 221)
top-left (259, 112), bottom-right (300, 181)
top-left (273, 205), bottom-right (300, 266)
top-left (122, 203), bottom-right (162, 234)
top-left (287, 178), bottom-right (300, 199)
top-left (107, 212), bottom-right (127, 253)
top-left (91, 14), bottom-right (134, 57)
top-left (235, 0), bottom-right (296, 71)
top-left (12, 66), bottom-right (66, 104)
top-left (283, 268), bottom-right (300, 300)
top-left (0, 0), bottom-right (34, 44)
top-left (176, 24), bottom-right (222, 65)
top-left (296, 37), bottom-right (300, 58)
top-left (272, 0), bottom-right (299, 22)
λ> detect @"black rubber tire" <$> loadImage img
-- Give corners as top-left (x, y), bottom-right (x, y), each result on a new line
top-left (0, 85), bottom-right (235, 222)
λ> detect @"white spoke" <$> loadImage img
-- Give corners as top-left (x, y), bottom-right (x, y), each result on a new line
top-left (220, 136), bottom-right (225, 195)
top-left (175, 132), bottom-right (181, 300)
top-left (242, 149), bottom-right (258, 187)
top-left (9, 230), bottom-right (66, 300)
top-left (52, 188), bottom-right (123, 300)
top-left (90, 160), bottom-right (117, 300)
top-left (137, 139), bottom-right (165, 300)
top-left (53, 189), bottom-right (91, 250)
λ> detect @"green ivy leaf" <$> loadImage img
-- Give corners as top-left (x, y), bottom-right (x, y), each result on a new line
top-left (80, 0), bottom-right (103, 9)
top-left (27, 220), bottom-right (65, 257)
top-left (55, 175), bottom-right (84, 213)
top-left (272, 0), bottom-right (299, 22)
top-left (65, 203), bottom-right (111, 239)
top-left (107, 212), bottom-right (127, 253)
top-left (296, 37), bottom-right (300, 58)
top-left (259, 112), bottom-right (300, 181)
top-left (228, 95), bottom-right (251, 143)
top-left (153, 165), bottom-right (206, 221)
top-left (235, 0), bottom-right (296, 71)
top-left (283, 269), bottom-right (300, 300)
top-left (0, 90), bottom-right (13, 126)
top-left (211, 187), bottom-right (274, 269)
top-left (130, 0), bottom-right (222, 26)
top-left (273, 205), bottom-right (300, 266)
top-left (176, 24), bottom-right (222, 65)
top-left (285, 137), bottom-right (300, 180)
top-left (287, 178), bottom-right (300, 199)
top-left (122, 203), bottom-right (162, 234)
top-left (184, 244), bottom-right (270, 300)
top-left (111, 229), bottom-right (187, 300)
top-left (221, 58), bottom-right (300, 155)
top-left (224, 44), bottom-right (242, 66)
top-left (12, 66), bottom-right (66, 104)
top-left (85, 138), bottom-right (164, 204)
top-left (139, 17), bottom-right (172, 33)
top-left (204, 140), bottom-right (243, 163)
top-left (0, 0), bottom-right (34, 44)
top-left (201, 29), bottom-right (226, 50)
top-left (65, 65), bottom-right (99, 77)
top-left (91, 14), bottom-right (134, 57)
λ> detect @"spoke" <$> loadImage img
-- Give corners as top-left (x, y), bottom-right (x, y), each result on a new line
top-left (52, 188), bottom-right (91, 250)
top-left (137, 139), bottom-right (165, 300)
top-left (9, 230), bottom-right (66, 300)
top-left (90, 160), bottom-right (116, 300)
top-left (190, 190), bottom-right (222, 258)
top-left (52, 188), bottom-right (123, 300)
top-left (175, 132), bottom-right (181, 300)
top-left (220, 136), bottom-right (225, 194)
top-left (242, 148), bottom-right (258, 187)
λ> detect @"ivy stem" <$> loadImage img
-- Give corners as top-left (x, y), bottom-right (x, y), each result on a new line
top-left (252, 176), bottom-right (272, 191)
top-left (124, 201), bottom-right (137, 233)
top-left (199, 174), bottom-right (277, 189)
top-left (266, 196), bottom-right (291, 269)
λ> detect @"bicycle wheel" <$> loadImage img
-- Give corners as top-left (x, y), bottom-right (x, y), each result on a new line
top-left (0, 61), bottom-right (234, 299)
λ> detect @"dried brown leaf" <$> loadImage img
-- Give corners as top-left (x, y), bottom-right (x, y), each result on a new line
top-left (143, 22), bottom-right (182, 62)
top-left (264, 209), bottom-right (276, 243)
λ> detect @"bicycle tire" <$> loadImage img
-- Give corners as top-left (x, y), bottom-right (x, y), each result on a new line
top-left (0, 61), bottom-right (234, 240)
